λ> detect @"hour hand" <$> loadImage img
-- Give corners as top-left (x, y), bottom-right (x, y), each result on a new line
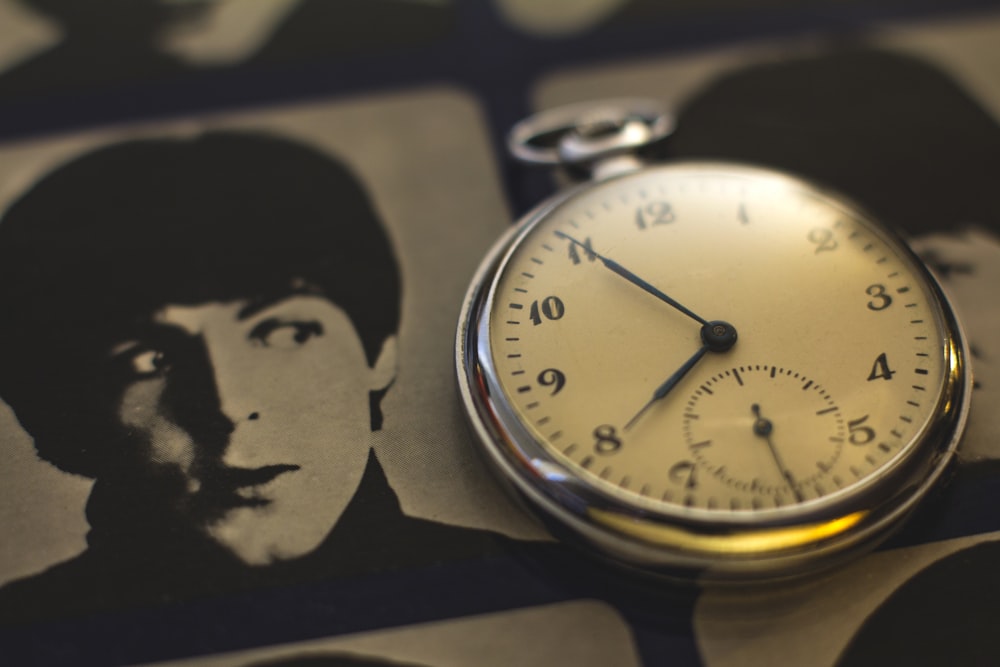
top-left (624, 320), bottom-right (738, 431)
top-left (625, 344), bottom-right (708, 431)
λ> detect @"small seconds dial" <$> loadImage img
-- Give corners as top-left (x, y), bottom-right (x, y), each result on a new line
top-left (682, 365), bottom-right (845, 509)
top-left (486, 164), bottom-right (949, 519)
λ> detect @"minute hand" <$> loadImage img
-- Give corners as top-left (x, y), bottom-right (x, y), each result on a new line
top-left (555, 231), bottom-right (707, 325)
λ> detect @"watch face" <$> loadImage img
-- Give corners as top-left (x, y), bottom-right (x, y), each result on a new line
top-left (460, 162), bottom-right (968, 575)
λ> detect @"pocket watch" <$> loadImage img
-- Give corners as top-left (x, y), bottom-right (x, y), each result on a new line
top-left (455, 99), bottom-right (971, 582)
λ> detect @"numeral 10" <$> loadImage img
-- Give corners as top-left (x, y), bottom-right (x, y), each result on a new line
top-left (529, 296), bottom-right (565, 325)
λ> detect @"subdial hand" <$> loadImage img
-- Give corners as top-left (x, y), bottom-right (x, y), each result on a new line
top-left (555, 231), bottom-right (708, 325)
top-left (751, 403), bottom-right (804, 503)
top-left (624, 320), bottom-right (738, 431)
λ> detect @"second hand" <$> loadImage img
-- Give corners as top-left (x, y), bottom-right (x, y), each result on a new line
top-left (752, 403), bottom-right (804, 503)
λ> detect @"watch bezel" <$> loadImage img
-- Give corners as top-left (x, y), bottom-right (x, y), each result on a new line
top-left (456, 161), bottom-right (970, 580)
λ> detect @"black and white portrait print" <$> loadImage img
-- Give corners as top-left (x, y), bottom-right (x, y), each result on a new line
top-left (0, 90), bottom-right (548, 627)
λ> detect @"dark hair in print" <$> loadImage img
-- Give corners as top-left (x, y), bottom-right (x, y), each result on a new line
top-left (0, 131), bottom-right (400, 477)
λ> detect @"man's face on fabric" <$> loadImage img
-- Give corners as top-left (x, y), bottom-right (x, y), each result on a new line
top-left (107, 295), bottom-right (396, 565)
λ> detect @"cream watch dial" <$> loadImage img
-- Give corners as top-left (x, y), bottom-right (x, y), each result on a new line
top-left (460, 161), bottom-right (968, 578)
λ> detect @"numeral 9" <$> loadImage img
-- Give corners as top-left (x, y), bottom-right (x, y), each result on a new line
top-left (537, 368), bottom-right (566, 395)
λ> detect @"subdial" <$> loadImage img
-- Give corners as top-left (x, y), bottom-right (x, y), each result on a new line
top-left (682, 365), bottom-right (846, 505)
